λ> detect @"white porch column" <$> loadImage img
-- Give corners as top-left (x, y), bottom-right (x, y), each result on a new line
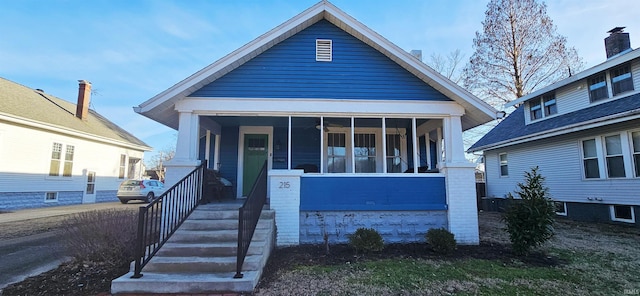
top-left (269, 170), bottom-right (303, 246)
top-left (440, 115), bottom-right (479, 245)
top-left (164, 111), bottom-right (201, 187)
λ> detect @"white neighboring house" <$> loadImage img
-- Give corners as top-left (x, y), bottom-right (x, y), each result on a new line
top-left (469, 28), bottom-right (640, 226)
top-left (0, 78), bottom-right (151, 210)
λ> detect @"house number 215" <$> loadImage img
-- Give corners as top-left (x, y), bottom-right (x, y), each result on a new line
top-left (279, 181), bottom-right (290, 189)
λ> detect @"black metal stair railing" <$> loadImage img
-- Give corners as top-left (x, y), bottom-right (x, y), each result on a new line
top-left (131, 160), bottom-right (207, 278)
top-left (234, 160), bottom-right (268, 279)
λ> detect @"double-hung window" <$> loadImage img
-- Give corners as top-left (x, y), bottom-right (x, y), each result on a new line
top-left (611, 63), bottom-right (633, 96)
top-left (582, 139), bottom-right (600, 179)
top-left (588, 72), bottom-right (608, 102)
top-left (499, 153), bottom-right (508, 177)
top-left (604, 135), bottom-right (625, 178)
top-left (386, 134), bottom-right (402, 173)
top-left (631, 131), bottom-right (640, 177)
top-left (529, 93), bottom-right (556, 121)
top-left (327, 133), bottom-right (346, 173)
top-left (354, 133), bottom-right (376, 173)
top-left (49, 142), bottom-right (74, 177)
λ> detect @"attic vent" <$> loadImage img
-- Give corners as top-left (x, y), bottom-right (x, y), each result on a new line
top-left (316, 39), bottom-right (332, 62)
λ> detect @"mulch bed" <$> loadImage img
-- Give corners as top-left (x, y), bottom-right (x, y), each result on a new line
top-left (2, 242), bottom-right (562, 296)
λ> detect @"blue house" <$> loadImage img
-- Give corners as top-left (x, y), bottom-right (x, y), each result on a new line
top-left (469, 28), bottom-right (640, 226)
top-left (135, 1), bottom-right (497, 245)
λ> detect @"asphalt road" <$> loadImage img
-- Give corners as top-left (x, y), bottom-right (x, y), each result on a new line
top-left (0, 231), bottom-right (70, 290)
top-left (0, 202), bottom-right (144, 292)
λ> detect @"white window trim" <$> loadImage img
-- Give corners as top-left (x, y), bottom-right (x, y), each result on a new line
top-left (554, 201), bottom-right (567, 216)
top-left (322, 127), bottom-right (407, 174)
top-left (499, 153), bottom-right (508, 177)
top-left (46, 141), bottom-right (76, 180)
top-left (631, 130), bottom-right (640, 178)
top-left (45, 192), bottom-right (58, 203)
top-left (610, 205), bottom-right (635, 223)
top-left (580, 137), bottom-right (606, 180)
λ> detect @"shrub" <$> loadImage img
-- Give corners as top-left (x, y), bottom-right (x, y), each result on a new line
top-left (425, 228), bottom-right (456, 254)
top-left (348, 227), bottom-right (384, 253)
top-left (61, 209), bottom-right (138, 266)
top-left (503, 166), bottom-right (555, 255)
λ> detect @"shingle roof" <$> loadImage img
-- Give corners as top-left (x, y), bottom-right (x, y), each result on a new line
top-left (468, 92), bottom-right (640, 152)
top-left (0, 77), bottom-right (150, 150)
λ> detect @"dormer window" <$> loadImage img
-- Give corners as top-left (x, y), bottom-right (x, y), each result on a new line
top-left (529, 93), bottom-right (556, 120)
top-left (611, 63), bottom-right (633, 96)
top-left (588, 72), bottom-right (608, 102)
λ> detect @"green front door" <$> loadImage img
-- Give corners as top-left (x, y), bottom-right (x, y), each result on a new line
top-left (243, 134), bottom-right (269, 196)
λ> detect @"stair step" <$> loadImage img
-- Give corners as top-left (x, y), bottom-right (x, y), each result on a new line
top-left (170, 228), bottom-right (272, 243)
top-left (180, 219), bottom-right (271, 231)
top-left (144, 255), bottom-right (262, 273)
top-left (189, 209), bottom-right (275, 220)
top-left (111, 270), bottom-right (261, 294)
top-left (157, 241), bottom-right (265, 257)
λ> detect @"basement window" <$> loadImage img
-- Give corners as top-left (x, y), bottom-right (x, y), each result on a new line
top-left (610, 205), bottom-right (635, 223)
top-left (554, 201), bottom-right (567, 216)
top-left (316, 39), bottom-right (332, 62)
top-left (45, 192), bottom-right (58, 203)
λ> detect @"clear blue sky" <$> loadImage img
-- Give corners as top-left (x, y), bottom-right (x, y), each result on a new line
top-left (1, 0), bottom-right (637, 162)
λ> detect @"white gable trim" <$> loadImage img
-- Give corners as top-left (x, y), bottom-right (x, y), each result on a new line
top-left (0, 112), bottom-right (151, 151)
top-left (176, 97), bottom-right (465, 117)
top-left (137, 1), bottom-right (497, 129)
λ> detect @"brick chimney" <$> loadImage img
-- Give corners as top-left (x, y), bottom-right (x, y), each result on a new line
top-left (76, 80), bottom-right (91, 121)
top-left (605, 27), bottom-right (631, 59)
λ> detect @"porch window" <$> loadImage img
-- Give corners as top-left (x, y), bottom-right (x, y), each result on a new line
top-left (354, 133), bottom-right (376, 173)
top-left (327, 133), bottom-right (346, 173)
top-left (582, 139), bottom-right (600, 179)
top-left (604, 135), bottom-right (625, 178)
top-left (386, 134), bottom-right (402, 173)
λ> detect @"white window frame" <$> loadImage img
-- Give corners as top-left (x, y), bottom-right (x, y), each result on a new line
top-left (611, 62), bottom-right (634, 96)
top-left (581, 137), bottom-right (605, 180)
top-left (47, 142), bottom-right (75, 179)
top-left (45, 192), bottom-right (58, 203)
top-left (610, 205), bottom-right (635, 223)
top-left (554, 201), bottom-right (567, 216)
top-left (631, 130), bottom-right (640, 178)
top-left (603, 134), bottom-right (627, 178)
top-left (499, 153), bottom-right (508, 177)
top-left (119, 154), bottom-right (127, 179)
top-left (322, 127), bottom-right (407, 174)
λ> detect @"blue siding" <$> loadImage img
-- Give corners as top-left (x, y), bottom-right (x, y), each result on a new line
top-left (300, 176), bottom-right (446, 211)
top-left (219, 126), bottom-right (239, 188)
top-left (0, 191), bottom-right (83, 210)
top-left (191, 20), bottom-right (450, 101)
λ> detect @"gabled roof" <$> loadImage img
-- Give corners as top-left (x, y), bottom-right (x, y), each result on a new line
top-left (468, 92), bottom-right (640, 152)
top-left (506, 48), bottom-right (640, 108)
top-left (135, 0), bottom-right (497, 131)
top-left (0, 77), bottom-right (151, 150)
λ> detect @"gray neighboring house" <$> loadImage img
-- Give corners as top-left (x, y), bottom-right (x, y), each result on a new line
top-left (0, 78), bottom-right (151, 210)
top-left (469, 28), bottom-right (640, 227)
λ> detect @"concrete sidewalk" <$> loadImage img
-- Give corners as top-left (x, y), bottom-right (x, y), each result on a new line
top-left (0, 201), bottom-right (146, 223)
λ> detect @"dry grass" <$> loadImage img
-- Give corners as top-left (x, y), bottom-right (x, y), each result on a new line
top-left (255, 211), bottom-right (640, 296)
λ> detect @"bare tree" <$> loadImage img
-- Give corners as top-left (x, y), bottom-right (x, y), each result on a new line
top-left (463, 0), bottom-right (583, 107)
top-left (426, 49), bottom-right (465, 84)
top-left (145, 146), bottom-right (175, 182)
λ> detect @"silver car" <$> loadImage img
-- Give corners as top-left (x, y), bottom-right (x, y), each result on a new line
top-left (117, 179), bottom-right (165, 203)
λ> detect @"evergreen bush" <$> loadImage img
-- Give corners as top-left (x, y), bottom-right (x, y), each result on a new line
top-left (425, 228), bottom-right (456, 254)
top-left (348, 227), bottom-right (384, 253)
top-left (503, 166), bottom-right (555, 255)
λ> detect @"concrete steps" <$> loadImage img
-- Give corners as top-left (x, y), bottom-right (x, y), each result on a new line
top-left (111, 203), bottom-right (275, 295)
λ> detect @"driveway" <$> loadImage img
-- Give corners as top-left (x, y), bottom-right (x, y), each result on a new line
top-left (0, 202), bottom-right (143, 291)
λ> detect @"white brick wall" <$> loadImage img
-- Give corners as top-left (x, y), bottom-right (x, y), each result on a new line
top-left (441, 163), bottom-right (479, 245)
top-left (269, 170), bottom-right (303, 246)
